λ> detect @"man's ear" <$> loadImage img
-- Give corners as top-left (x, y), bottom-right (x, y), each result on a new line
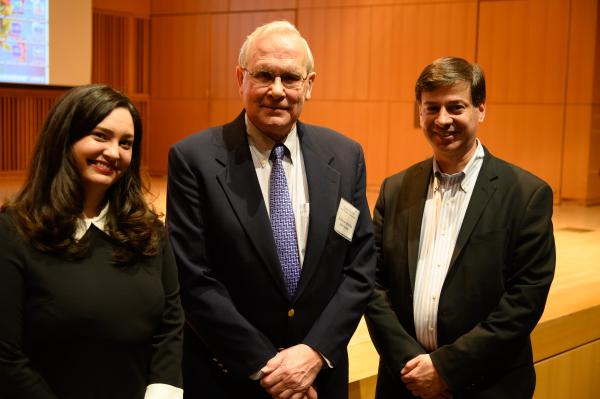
top-left (304, 72), bottom-right (316, 101)
top-left (478, 102), bottom-right (486, 122)
top-left (236, 66), bottom-right (245, 94)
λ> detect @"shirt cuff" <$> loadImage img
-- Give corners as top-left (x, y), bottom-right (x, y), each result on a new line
top-left (250, 369), bottom-right (264, 380)
top-left (144, 383), bottom-right (183, 399)
top-left (320, 352), bottom-right (333, 369)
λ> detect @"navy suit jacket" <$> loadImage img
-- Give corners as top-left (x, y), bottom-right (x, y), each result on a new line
top-left (365, 148), bottom-right (555, 399)
top-left (167, 112), bottom-right (375, 398)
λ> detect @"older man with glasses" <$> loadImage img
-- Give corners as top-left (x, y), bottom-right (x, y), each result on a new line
top-left (167, 20), bottom-right (376, 399)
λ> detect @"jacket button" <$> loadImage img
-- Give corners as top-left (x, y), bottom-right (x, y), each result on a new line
top-left (288, 308), bottom-right (295, 317)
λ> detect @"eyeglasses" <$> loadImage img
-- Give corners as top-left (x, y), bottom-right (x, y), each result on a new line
top-left (242, 68), bottom-right (308, 90)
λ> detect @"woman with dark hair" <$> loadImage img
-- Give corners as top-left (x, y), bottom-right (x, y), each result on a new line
top-left (0, 84), bottom-right (184, 399)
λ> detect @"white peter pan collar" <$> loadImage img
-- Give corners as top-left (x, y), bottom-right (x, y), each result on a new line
top-left (74, 202), bottom-right (110, 240)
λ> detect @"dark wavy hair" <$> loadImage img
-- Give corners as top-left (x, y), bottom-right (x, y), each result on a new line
top-left (415, 56), bottom-right (486, 106)
top-left (2, 84), bottom-right (163, 264)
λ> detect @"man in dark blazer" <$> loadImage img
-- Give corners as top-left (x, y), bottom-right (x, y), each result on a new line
top-left (365, 57), bottom-right (555, 399)
top-left (167, 21), bottom-right (375, 399)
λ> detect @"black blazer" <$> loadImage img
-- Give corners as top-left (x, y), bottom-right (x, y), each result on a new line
top-left (365, 148), bottom-right (555, 399)
top-left (167, 112), bottom-right (376, 398)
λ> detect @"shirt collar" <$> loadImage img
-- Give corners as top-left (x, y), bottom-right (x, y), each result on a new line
top-left (432, 139), bottom-right (484, 193)
top-left (460, 139), bottom-right (485, 191)
top-left (74, 202), bottom-right (110, 240)
top-left (245, 114), bottom-right (299, 165)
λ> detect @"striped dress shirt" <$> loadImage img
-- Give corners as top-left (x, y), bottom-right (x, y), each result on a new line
top-left (413, 141), bottom-right (485, 351)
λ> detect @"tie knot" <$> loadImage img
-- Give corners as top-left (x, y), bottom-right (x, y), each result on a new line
top-left (270, 144), bottom-right (286, 161)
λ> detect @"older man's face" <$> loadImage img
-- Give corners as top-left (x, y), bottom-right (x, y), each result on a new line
top-left (236, 32), bottom-right (315, 142)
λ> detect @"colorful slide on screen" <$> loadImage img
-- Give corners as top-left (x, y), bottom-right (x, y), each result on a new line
top-left (0, 0), bottom-right (48, 84)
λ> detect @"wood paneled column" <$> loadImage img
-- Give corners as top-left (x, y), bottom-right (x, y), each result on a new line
top-left (561, 0), bottom-right (600, 204)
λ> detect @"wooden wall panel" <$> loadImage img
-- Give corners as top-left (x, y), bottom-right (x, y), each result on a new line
top-left (3, 0), bottom-right (598, 203)
top-left (131, 97), bottom-right (151, 167)
top-left (566, 0), bottom-right (598, 104)
top-left (478, 0), bottom-right (570, 104)
top-left (148, 99), bottom-right (210, 173)
top-left (477, 104), bottom-right (564, 193)
top-left (298, 0), bottom-right (474, 8)
top-left (595, 8), bottom-right (600, 107)
top-left (229, 0), bottom-right (297, 11)
top-left (298, 0), bottom-right (379, 6)
top-left (151, 0), bottom-right (227, 14)
top-left (134, 18), bottom-right (151, 94)
top-left (151, 0), bottom-right (296, 14)
top-left (298, 1), bottom-right (476, 195)
top-left (0, 90), bottom-right (64, 172)
top-left (210, 14), bottom-right (231, 100)
top-left (208, 99), bottom-right (244, 127)
top-left (300, 100), bottom-right (390, 190)
top-left (561, 105), bottom-right (592, 200)
top-left (298, 7), bottom-right (371, 100)
top-left (296, 1), bottom-right (476, 194)
top-left (387, 102), bottom-right (432, 175)
top-left (348, 375), bottom-right (376, 399)
top-left (145, 0), bottom-right (593, 201)
top-left (362, 102), bottom-right (390, 190)
top-left (93, 0), bottom-right (150, 15)
top-left (301, 101), bottom-right (368, 143)
top-left (367, 2), bottom-right (477, 102)
top-left (386, 2), bottom-right (477, 102)
top-left (93, 12), bottom-right (128, 91)
top-left (368, 6), bottom-right (394, 101)
top-left (93, 10), bottom-right (151, 95)
top-left (558, 0), bottom-right (599, 203)
top-left (533, 339), bottom-right (600, 399)
top-left (151, 15), bottom-right (212, 98)
top-left (588, 106), bottom-right (600, 202)
top-left (207, 100), bottom-right (231, 126)
top-left (1, 97), bottom-right (18, 171)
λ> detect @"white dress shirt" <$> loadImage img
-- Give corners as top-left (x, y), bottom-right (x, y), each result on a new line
top-left (413, 140), bottom-right (485, 351)
top-left (245, 115), bottom-right (310, 266)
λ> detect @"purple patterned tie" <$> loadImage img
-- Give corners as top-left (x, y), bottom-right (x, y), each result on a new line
top-left (269, 144), bottom-right (301, 297)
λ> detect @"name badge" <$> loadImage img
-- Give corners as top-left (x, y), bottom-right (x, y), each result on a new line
top-left (334, 198), bottom-right (360, 241)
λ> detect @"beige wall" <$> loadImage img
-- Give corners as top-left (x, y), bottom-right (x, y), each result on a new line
top-left (50, 0), bottom-right (93, 86)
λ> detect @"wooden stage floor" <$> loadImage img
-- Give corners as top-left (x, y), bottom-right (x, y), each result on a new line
top-left (2, 174), bottom-right (599, 397)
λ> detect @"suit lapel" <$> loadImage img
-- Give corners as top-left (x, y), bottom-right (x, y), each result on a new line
top-left (449, 148), bottom-right (498, 269)
top-left (215, 112), bottom-right (288, 298)
top-left (406, 161), bottom-right (432, 292)
top-left (293, 123), bottom-right (340, 300)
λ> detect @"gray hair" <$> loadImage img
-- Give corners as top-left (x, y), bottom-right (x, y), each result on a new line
top-left (238, 20), bottom-right (314, 74)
